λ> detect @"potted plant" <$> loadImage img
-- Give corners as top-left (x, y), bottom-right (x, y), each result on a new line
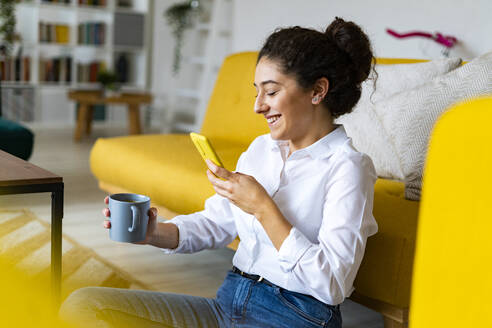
top-left (164, 0), bottom-right (201, 75)
top-left (97, 70), bottom-right (119, 97)
top-left (0, 0), bottom-right (16, 58)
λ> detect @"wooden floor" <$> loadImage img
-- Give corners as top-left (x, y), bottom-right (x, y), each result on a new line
top-left (0, 124), bottom-right (383, 327)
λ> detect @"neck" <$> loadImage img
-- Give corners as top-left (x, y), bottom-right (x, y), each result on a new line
top-left (288, 109), bottom-right (335, 155)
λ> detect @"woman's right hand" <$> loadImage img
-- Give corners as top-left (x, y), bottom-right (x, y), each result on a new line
top-left (102, 196), bottom-right (159, 245)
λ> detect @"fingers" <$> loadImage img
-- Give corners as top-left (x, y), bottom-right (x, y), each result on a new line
top-left (103, 220), bottom-right (111, 229)
top-left (207, 171), bottom-right (233, 198)
top-left (104, 196), bottom-right (109, 204)
top-left (206, 170), bottom-right (231, 189)
top-left (102, 208), bottom-right (110, 217)
top-left (205, 159), bottom-right (232, 180)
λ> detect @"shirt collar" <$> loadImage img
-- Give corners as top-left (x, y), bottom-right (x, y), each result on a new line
top-left (269, 125), bottom-right (348, 159)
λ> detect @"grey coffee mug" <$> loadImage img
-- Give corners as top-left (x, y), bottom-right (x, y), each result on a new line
top-left (108, 193), bottom-right (150, 243)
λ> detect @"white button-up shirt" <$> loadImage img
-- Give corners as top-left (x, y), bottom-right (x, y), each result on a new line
top-left (163, 125), bottom-right (378, 305)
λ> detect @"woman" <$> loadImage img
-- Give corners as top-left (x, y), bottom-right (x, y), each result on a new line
top-left (60, 17), bottom-right (377, 328)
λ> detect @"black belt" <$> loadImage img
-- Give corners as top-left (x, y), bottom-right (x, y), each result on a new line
top-left (232, 266), bottom-right (340, 310)
top-left (232, 266), bottom-right (276, 287)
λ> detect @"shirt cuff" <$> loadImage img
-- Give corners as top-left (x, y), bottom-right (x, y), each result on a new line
top-left (277, 227), bottom-right (313, 272)
top-left (160, 216), bottom-right (188, 254)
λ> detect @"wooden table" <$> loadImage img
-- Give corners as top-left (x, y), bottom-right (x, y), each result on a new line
top-left (0, 149), bottom-right (64, 307)
top-left (68, 90), bottom-right (152, 142)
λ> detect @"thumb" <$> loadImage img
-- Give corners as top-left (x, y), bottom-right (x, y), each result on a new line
top-left (148, 207), bottom-right (158, 219)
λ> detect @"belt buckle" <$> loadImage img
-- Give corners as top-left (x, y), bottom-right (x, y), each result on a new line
top-left (257, 276), bottom-right (264, 282)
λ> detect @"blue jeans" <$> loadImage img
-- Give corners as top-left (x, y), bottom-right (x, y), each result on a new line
top-left (60, 270), bottom-right (341, 328)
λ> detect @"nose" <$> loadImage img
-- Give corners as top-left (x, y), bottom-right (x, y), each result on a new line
top-left (254, 94), bottom-right (269, 114)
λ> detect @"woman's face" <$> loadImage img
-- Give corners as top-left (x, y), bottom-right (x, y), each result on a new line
top-left (254, 57), bottom-right (316, 148)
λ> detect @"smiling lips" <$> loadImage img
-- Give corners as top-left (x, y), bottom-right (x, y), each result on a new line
top-left (266, 114), bottom-right (281, 125)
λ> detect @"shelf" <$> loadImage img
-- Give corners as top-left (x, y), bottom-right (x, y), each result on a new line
top-left (16, 1), bottom-right (37, 8)
top-left (166, 0), bottom-right (233, 133)
top-left (0, 82), bottom-right (35, 88)
top-left (39, 2), bottom-right (74, 10)
top-left (77, 5), bottom-right (110, 12)
top-left (38, 42), bottom-right (74, 48)
top-left (115, 7), bottom-right (147, 15)
top-left (76, 44), bottom-right (108, 50)
top-left (38, 82), bottom-right (73, 88)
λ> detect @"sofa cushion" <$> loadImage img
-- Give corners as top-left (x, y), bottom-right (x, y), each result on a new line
top-left (336, 57), bottom-right (462, 182)
top-left (90, 134), bottom-right (248, 214)
top-left (338, 52), bottom-right (492, 200)
top-left (377, 51), bottom-right (492, 200)
top-left (354, 179), bottom-right (419, 308)
top-left (362, 57), bottom-right (462, 103)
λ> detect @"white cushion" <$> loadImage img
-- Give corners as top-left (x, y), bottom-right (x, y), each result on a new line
top-left (337, 57), bottom-right (463, 181)
top-left (362, 58), bottom-right (463, 103)
top-left (378, 52), bottom-right (492, 200)
top-left (339, 52), bottom-right (492, 201)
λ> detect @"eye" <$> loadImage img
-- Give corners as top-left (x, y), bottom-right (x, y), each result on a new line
top-left (267, 91), bottom-right (278, 96)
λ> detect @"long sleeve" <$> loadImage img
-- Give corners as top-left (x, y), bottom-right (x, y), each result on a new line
top-left (161, 153), bottom-right (248, 254)
top-left (161, 194), bottom-right (238, 254)
top-left (277, 153), bottom-right (378, 304)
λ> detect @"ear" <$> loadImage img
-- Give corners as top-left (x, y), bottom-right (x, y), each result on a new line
top-left (311, 77), bottom-right (329, 105)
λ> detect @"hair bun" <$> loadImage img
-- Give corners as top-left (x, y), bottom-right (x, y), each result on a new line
top-left (325, 17), bottom-right (373, 83)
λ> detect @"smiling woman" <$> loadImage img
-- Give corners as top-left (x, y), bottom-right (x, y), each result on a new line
top-left (60, 17), bottom-right (377, 328)
top-left (253, 57), bottom-right (334, 152)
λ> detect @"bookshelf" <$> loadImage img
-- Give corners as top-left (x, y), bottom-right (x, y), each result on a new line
top-left (1, 0), bottom-right (151, 124)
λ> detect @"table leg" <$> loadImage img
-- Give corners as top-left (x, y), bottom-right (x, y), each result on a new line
top-left (128, 104), bottom-right (142, 135)
top-left (75, 103), bottom-right (89, 142)
top-left (85, 106), bottom-right (94, 135)
top-left (51, 184), bottom-right (64, 309)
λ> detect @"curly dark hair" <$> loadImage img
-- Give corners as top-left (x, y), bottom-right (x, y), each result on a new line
top-left (257, 17), bottom-right (376, 118)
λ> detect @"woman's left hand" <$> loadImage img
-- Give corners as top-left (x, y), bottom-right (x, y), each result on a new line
top-left (206, 159), bottom-right (270, 216)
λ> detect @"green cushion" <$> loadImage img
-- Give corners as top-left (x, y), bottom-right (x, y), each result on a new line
top-left (0, 118), bottom-right (34, 160)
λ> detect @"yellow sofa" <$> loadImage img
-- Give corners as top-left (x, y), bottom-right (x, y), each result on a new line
top-left (90, 52), bottom-right (421, 327)
top-left (409, 98), bottom-right (492, 328)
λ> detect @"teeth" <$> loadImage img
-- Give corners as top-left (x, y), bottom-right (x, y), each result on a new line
top-left (267, 115), bottom-right (280, 124)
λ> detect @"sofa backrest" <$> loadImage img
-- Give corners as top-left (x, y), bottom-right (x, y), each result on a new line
top-left (200, 52), bottom-right (269, 145)
top-left (200, 52), bottom-right (430, 145)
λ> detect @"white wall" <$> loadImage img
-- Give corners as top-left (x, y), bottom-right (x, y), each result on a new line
top-left (148, 0), bottom-right (491, 129)
top-left (231, 0), bottom-right (491, 60)
top-left (151, 0), bottom-right (177, 103)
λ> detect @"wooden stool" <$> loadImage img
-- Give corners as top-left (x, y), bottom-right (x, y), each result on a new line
top-left (67, 90), bottom-right (152, 142)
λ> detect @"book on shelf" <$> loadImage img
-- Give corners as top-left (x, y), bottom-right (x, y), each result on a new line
top-left (0, 57), bottom-right (31, 82)
top-left (39, 22), bottom-right (70, 44)
top-left (78, 22), bottom-right (106, 45)
top-left (39, 56), bottom-right (72, 83)
top-left (76, 61), bottom-right (105, 83)
top-left (41, 0), bottom-right (71, 4)
top-left (117, 0), bottom-right (132, 8)
top-left (78, 0), bottom-right (107, 6)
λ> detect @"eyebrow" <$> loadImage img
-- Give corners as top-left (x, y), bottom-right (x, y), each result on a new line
top-left (253, 80), bottom-right (282, 87)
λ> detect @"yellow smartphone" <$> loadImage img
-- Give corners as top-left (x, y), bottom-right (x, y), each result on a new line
top-left (189, 132), bottom-right (224, 168)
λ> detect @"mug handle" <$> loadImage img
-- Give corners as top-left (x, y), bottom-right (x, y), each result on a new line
top-left (128, 205), bottom-right (139, 232)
